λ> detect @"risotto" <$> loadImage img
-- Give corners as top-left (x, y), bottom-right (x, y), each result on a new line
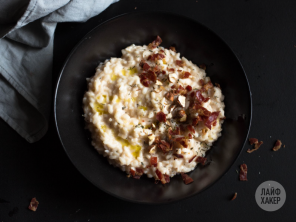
top-left (83, 36), bottom-right (225, 184)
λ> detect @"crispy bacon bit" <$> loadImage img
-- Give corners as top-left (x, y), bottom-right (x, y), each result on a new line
top-left (195, 90), bottom-right (205, 103)
top-left (167, 68), bottom-right (175, 72)
top-left (203, 111), bottom-right (220, 129)
top-left (164, 174), bottom-right (170, 183)
top-left (199, 79), bottom-right (205, 86)
top-left (169, 46), bottom-right (176, 52)
top-left (130, 169), bottom-right (136, 177)
top-left (181, 173), bottom-right (194, 185)
top-left (249, 138), bottom-right (258, 145)
top-left (203, 97), bottom-right (210, 103)
top-left (199, 64), bottom-right (206, 70)
top-left (273, 140), bottom-right (282, 151)
top-left (156, 169), bottom-right (167, 184)
top-left (162, 70), bottom-right (166, 74)
top-left (174, 137), bottom-right (188, 148)
top-left (168, 127), bottom-right (181, 135)
top-left (247, 141), bottom-right (263, 153)
top-left (239, 164), bottom-right (247, 181)
top-left (176, 60), bottom-right (185, 67)
top-left (188, 133), bottom-right (193, 139)
top-left (180, 72), bottom-right (191, 79)
top-left (196, 156), bottom-right (207, 165)
top-left (165, 92), bottom-right (174, 101)
top-left (185, 85), bottom-right (192, 92)
top-left (146, 70), bottom-right (157, 82)
top-left (132, 168), bottom-right (144, 179)
top-left (156, 111), bottom-right (166, 122)
top-left (203, 81), bottom-right (213, 91)
top-left (215, 83), bottom-right (221, 88)
top-left (159, 140), bottom-right (172, 153)
top-left (159, 49), bottom-right (165, 53)
top-left (231, 192), bottom-right (237, 201)
top-left (140, 76), bottom-right (150, 87)
top-left (142, 63), bottom-right (150, 71)
top-left (189, 155), bottom-right (197, 163)
top-left (187, 125), bottom-right (195, 134)
top-left (148, 36), bottom-right (162, 49)
top-left (150, 157), bottom-right (157, 167)
top-left (173, 154), bottom-right (184, 158)
top-left (194, 105), bottom-right (211, 117)
top-left (149, 53), bottom-right (165, 61)
top-left (28, 198), bottom-right (39, 212)
top-left (192, 116), bottom-right (202, 126)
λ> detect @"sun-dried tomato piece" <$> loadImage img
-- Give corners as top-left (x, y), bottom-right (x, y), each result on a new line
top-left (156, 111), bottom-right (166, 122)
top-left (28, 198), bottom-right (39, 212)
top-left (273, 140), bottom-right (282, 151)
top-left (156, 169), bottom-right (167, 184)
top-left (159, 49), bottom-right (165, 53)
top-left (169, 46), bottom-right (176, 52)
top-left (239, 164), bottom-right (247, 181)
top-left (142, 63), bottom-right (150, 71)
top-left (162, 70), bottom-right (166, 74)
top-left (187, 125), bottom-right (195, 134)
top-left (203, 111), bottom-right (220, 129)
top-left (150, 156), bottom-right (157, 167)
top-left (249, 138), bottom-right (258, 145)
top-left (188, 133), bottom-right (193, 139)
top-left (196, 156), bottom-right (207, 165)
top-left (185, 85), bottom-right (192, 92)
top-left (181, 173), bottom-right (194, 185)
top-left (148, 36), bottom-right (162, 49)
top-left (192, 116), bottom-right (202, 126)
top-left (180, 72), bottom-right (191, 79)
top-left (189, 155), bottom-right (197, 163)
top-left (176, 60), bottom-right (185, 67)
top-left (167, 68), bottom-right (175, 72)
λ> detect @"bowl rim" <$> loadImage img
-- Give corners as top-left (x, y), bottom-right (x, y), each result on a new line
top-left (54, 10), bottom-right (253, 205)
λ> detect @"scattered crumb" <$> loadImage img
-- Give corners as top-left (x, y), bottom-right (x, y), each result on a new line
top-left (231, 192), bottom-right (237, 201)
top-left (28, 198), bottom-right (39, 212)
top-left (272, 140), bottom-right (282, 151)
top-left (135, 7), bottom-right (137, 9)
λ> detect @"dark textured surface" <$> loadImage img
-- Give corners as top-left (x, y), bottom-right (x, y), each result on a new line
top-left (0, 0), bottom-right (295, 221)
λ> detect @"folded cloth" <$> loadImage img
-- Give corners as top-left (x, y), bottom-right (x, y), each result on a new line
top-left (0, 0), bottom-right (118, 142)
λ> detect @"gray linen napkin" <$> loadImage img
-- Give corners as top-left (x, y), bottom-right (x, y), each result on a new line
top-left (0, 0), bottom-right (118, 142)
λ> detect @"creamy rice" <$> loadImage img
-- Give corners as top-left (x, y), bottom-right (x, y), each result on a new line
top-left (83, 37), bottom-right (225, 183)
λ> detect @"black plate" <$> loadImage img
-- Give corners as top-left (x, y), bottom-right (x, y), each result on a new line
top-left (54, 11), bottom-right (252, 204)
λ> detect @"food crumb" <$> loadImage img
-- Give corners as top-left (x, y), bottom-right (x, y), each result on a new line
top-left (135, 7), bottom-right (137, 9)
top-left (272, 140), bottom-right (282, 151)
top-left (28, 198), bottom-right (39, 212)
top-left (231, 192), bottom-right (237, 201)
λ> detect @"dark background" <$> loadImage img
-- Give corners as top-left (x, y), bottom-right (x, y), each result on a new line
top-left (1, 0), bottom-right (296, 221)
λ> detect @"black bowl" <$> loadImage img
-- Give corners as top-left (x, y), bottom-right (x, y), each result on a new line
top-left (54, 11), bottom-right (252, 204)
